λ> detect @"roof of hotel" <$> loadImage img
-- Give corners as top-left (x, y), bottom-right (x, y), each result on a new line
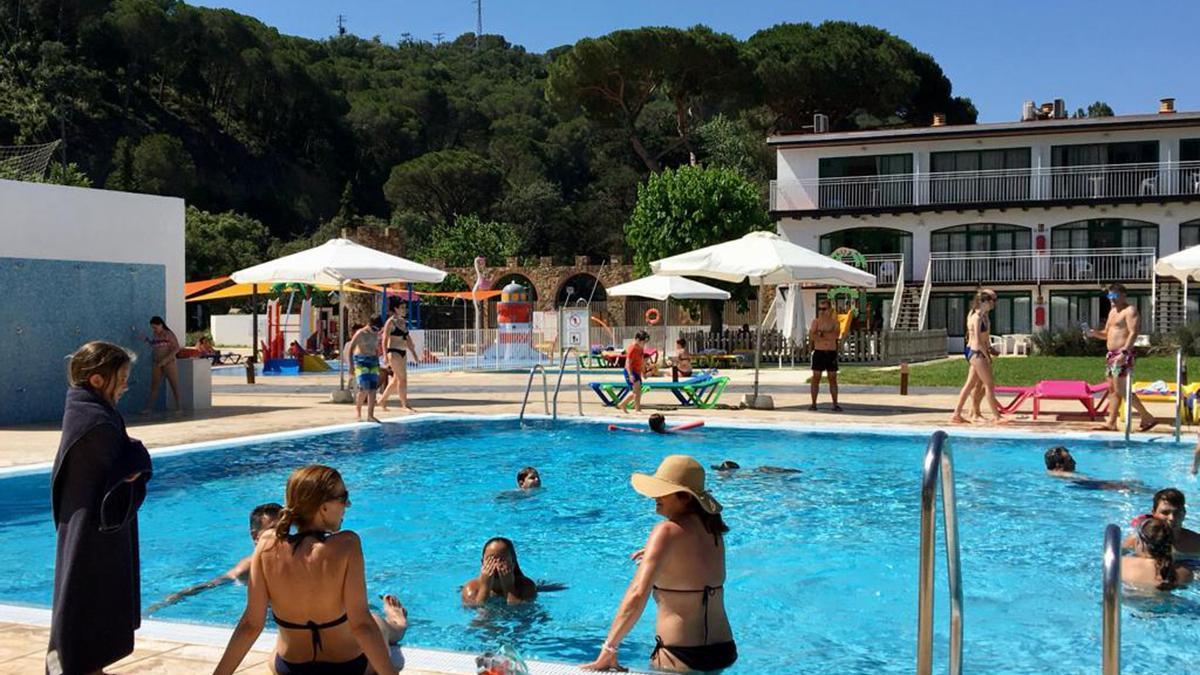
top-left (767, 110), bottom-right (1200, 148)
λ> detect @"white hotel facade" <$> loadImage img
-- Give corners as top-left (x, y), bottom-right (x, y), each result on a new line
top-left (770, 99), bottom-right (1200, 352)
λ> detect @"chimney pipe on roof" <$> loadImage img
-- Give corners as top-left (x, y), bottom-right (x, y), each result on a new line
top-left (1160, 97), bottom-right (1176, 114)
top-left (1021, 100), bottom-right (1036, 121)
top-left (1053, 98), bottom-right (1066, 119)
top-left (931, 112), bottom-right (947, 127)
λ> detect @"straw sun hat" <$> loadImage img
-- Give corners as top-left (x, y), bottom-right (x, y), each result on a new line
top-left (631, 454), bottom-right (722, 514)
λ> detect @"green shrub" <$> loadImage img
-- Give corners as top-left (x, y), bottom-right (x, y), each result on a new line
top-left (1149, 321), bottom-right (1200, 357)
top-left (1030, 328), bottom-right (1107, 357)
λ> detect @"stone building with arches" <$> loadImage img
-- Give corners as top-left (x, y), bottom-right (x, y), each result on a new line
top-left (769, 97), bottom-right (1200, 352)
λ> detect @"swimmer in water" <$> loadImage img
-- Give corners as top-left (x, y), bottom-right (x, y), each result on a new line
top-left (1123, 488), bottom-right (1200, 556)
top-left (461, 537), bottom-right (538, 606)
top-left (1042, 447), bottom-right (1145, 493)
top-left (710, 460), bottom-right (801, 475)
top-left (649, 414), bottom-right (667, 434)
top-left (517, 467), bottom-right (541, 490)
top-left (1122, 517), bottom-right (1193, 591)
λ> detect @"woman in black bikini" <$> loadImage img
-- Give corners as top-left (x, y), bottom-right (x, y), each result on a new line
top-left (214, 465), bottom-right (406, 675)
top-left (583, 455), bottom-right (736, 673)
top-left (950, 289), bottom-right (1005, 425)
top-left (379, 299), bottom-right (417, 412)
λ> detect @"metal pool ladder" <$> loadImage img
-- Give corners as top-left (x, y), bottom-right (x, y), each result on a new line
top-left (1101, 523), bottom-right (1121, 674)
top-left (917, 430), bottom-right (963, 675)
top-left (518, 348), bottom-right (584, 424)
top-left (518, 364), bottom-right (548, 423)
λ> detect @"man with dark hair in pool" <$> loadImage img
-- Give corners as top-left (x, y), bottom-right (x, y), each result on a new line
top-left (146, 503), bottom-right (283, 613)
top-left (1043, 446), bottom-right (1145, 492)
top-left (517, 467), bottom-right (541, 490)
top-left (1123, 488), bottom-right (1200, 556)
top-left (711, 460), bottom-right (801, 475)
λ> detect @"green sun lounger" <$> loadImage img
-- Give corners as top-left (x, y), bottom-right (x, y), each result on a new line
top-left (588, 374), bottom-right (730, 409)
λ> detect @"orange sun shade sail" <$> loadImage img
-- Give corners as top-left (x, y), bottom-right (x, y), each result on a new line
top-left (186, 282), bottom-right (368, 302)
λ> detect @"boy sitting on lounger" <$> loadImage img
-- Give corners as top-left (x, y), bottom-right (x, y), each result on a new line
top-left (616, 331), bottom-right (650, 413)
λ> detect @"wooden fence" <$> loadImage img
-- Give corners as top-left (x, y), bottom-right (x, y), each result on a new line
top-left (680, 328), bottom-right (948, 365)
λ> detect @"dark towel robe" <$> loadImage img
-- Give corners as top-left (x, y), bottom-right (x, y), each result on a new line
top-left (48, 386), bottom-right (152, 675)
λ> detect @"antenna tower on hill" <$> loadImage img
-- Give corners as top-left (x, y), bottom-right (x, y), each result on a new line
top-left (474, 0), bottom-right (482, 50)
top-left (336, 14), bottom-right (347, 36)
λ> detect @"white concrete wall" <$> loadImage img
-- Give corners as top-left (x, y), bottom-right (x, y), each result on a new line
top-left (210, 314), bottom-right (303, 347)
top-left (0, 179), bottom-right (185, 331)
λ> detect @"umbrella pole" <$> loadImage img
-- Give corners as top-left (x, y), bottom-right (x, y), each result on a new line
top-left (754, 283), bottom-right (762, 399)
top-left (338, 281), bottom-right (346, 392)
top-left (249, 284), bottom-right (258, 384)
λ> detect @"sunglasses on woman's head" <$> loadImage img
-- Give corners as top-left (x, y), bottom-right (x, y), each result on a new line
top-left (331, 490), bottom-right (350, 504)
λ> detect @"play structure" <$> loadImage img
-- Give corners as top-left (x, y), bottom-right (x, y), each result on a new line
top-left (481, 282), bottom-right (542, 363)
top-left (261, 286), bottom-right (335, 375)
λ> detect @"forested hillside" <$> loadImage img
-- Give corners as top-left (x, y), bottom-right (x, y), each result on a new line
top-left (0, 1), bottom-right (975, 277)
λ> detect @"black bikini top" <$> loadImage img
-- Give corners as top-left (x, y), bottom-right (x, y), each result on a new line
top-left (653, 585), bottom-right (724, 644)
top-left (272, 611), bottom-right (349, 662)
top-left (274, 529), bottom-right (345, 662)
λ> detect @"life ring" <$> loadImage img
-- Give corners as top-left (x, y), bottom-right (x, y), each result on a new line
top-left (645, 308), bottom-right (661, 325)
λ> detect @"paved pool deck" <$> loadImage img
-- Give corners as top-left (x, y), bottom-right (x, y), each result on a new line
top-left (0, 365), bottom-right (1188, 672)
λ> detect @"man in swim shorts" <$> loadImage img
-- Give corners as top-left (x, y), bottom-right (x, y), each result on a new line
top-left (808, 297), bottom-right (842, 412)
top-left (1086, 283), bottom-right (1157, 432)
top-left (348, 318), bottom-right (384, 422)
top-left (616, 331), bottom-right (650, 413)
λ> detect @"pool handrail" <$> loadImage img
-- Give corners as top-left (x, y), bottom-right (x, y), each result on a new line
top-left (518, 364), bottom-right (549, 424)
top-left (552, 346), bottom-right (584, 420)
top-left (1123, 372), bottom-right (1133, 441)
top-left (1102, 523), bottom-right (1121, 675)
top-left (917, 430), bottom-right (963, 675)
top-left (1174, 347), bottom-right (1183, 443)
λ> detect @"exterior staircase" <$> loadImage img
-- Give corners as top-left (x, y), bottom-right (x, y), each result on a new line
top-left (893, 284), bottom-right (923, 331)
top-left (1155, 279), bottom-right (1187, 335)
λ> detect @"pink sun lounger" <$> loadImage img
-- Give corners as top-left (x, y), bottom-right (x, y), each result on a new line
top-left (996, 380), bottom-right (1110, 420)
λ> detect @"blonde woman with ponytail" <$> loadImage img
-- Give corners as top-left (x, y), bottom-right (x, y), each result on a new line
top-left (215, 465), bottom-right (406, 675)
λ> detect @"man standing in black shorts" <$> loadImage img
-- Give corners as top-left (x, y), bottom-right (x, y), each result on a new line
top-left (808, 297), bottom-right (842, 411)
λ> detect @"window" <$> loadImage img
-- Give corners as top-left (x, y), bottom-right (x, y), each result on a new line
top-left (1182, 140), bottom-right (1200, 162)
top-left (1051, 219), bottom-right (1158, 252)
top-left (927, 292), bottom-right (1031, 337)
top-left (1182, 219), bottom-right (1200, 250)
top-left (1050, 291), bottom-right (1151, 332)
top-left (817, 154), bottom-right (913, 208)
top-left (930, 148), bottom-right (1031, 173)
top-left (1051, 142), bottom-right (1158, 167)
top-left (930, 223), bottom-right (1032, 253)
top-left (928, 149), bottom-right (1031, 204)
top-left (819, 154), bottom-right (913, 178)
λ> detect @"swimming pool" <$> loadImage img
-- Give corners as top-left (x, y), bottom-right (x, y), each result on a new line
top-left (2, 418), bottom-right (1197, 673)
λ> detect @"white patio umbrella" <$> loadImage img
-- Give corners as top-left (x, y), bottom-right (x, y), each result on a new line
top-left (231, 238), bottom-right (447, 394)
top-left (1154, 244), bottom-right (1200, 321)
top-left (608, 275), bottom-right (731, 356)
top-left (651, 231), bottom-right (875, 408)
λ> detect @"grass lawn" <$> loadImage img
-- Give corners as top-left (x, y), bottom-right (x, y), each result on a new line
top-left (836, 356), bottom-right (1179, 387)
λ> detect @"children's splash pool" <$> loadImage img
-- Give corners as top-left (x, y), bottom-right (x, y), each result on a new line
top-left (1, 417), bottom-right (1197, 673)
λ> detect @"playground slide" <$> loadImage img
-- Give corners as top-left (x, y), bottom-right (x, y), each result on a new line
top-left (300, 354), bottom-right (331, 372)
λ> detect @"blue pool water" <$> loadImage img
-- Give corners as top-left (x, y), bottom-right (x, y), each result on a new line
top-left (2, 419), bottom-right (1198, 673)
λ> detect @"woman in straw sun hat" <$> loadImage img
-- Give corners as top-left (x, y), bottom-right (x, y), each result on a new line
top-left (582, 455), bottom-right (736, 673)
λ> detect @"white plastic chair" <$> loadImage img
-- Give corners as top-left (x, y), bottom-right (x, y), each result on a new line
top-left (989, 334), bottom-right (1007, 355)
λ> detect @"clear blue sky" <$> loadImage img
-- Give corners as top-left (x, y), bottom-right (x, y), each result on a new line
top-left (193, 0), bottom-right (1199, 122)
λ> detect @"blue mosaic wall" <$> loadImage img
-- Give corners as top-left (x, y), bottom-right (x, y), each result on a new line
top-left (0, 257), bottom-right (166, 425)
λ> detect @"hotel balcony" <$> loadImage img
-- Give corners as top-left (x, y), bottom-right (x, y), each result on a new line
top-left (860, 253), bottom-right (906, 286)
top-left (770, 161), bottom-right (1200, 213)
top-left (926, 247), bottom-right (1156, 285)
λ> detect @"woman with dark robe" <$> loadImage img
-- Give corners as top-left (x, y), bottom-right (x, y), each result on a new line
top-left (48, 341), bottom-right (152, 675)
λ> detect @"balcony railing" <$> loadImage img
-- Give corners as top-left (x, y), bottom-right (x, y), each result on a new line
top-left (861, 253), bottom-right (905, 286)
top-left (771, 160), bottom-right (1200, 211)
top-left (928, 247), bottom-right (1156, 285)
